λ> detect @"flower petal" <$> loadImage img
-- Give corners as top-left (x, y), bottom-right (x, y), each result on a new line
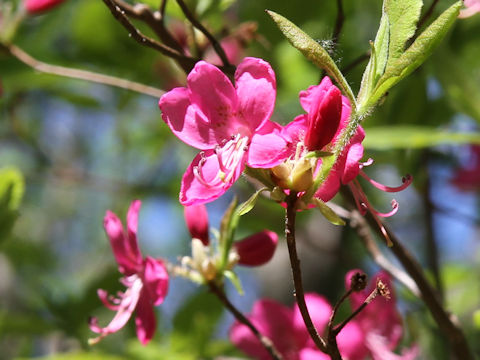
top-left (135, 290), bottom-right (157, 345)
top-left (159, 87), bottom-right (227, 149)
top-left (180, 149), bottom-right (245, 205)
top-left (187, 61), bottom-right (241, 135)
top-left (143, 256), bottom-right (169, 306)
top-left (247, 123), bottom-right (289, 168)
top-left (299, 77), bottom-right (333, 113)
top-left (234, 230), bottom-right (278, 266)
top-left (126, 200), bottom-right (143, 265)
top-left (104, 210), bottom-right (139, 275)
top-left (337, 321), bottom-right (368, 360)
top-left (184, 204), bottom-right (210, 245)
top-left (235, 57), bottom-right (277, 130)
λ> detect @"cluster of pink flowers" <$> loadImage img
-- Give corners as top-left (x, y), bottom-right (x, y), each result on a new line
top-left (230, 271), bottom-right (418, 360)
top-left (23, 0), bottom-right (66, 14)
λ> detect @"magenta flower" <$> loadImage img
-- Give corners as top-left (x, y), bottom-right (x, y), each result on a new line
top-left (159, 57), bottom-right (287, 206)
top-left (184, 204), bottom-right (210, 245)
top-left (89, 200), bottom-right (169, 345)
top-left (229, 293), bottom-right (364, 360)
top-left (459, 0), bottom-right (480, 18)
top-left (345, 270), bottom-right (419, 360)
top-left (24, 0), bottom-right (66, 14)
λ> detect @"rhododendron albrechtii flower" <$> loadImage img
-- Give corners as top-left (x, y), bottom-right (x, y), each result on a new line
top-left (89, 200), bottom-right (169, 345)
top-left (159, 57), bottom-right (287, 206)
top-left (24, 0), bottom-right (66, 14)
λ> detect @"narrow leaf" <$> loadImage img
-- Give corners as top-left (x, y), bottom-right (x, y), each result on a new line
top-left (266, 10), bottom-right (356, 108)
top-left (368, 1), bottom-right (461, 108)
top-left (223, 270), bottom-right (244, 295)
top-left (235, 187), bottom-right (268, 217)
top-left (311, 198), bottom-right (346, 226)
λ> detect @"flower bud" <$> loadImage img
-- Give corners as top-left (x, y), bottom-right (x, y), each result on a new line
top-left (304, 78), bottom-right (342, 151)
top-left (290, 158), bottom-right (314, 192)
top-left (234, 230), bottom-right (278, 266)
top-left (184, 204), bottom-right (209, 245)
top-left (271, 163), bottom-right (291, 189)
top-left (24, 0), bottom-right (66, 14)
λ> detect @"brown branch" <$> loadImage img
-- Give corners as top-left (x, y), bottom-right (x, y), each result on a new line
top-left (417, 0), bottom-right (441, 31)
top-left (207, 282), bottom-right (283, 360)
top-left (284, 194), bottom-right (330, 355)
top-left (1, 43), bottom-right (165, 98)
top-left (332, 0), bottom-right (345, 45)
top-left (175, 0), bottom-right (234, 73)
top-left (341, 51), bottom-right (370, 74)
top-left (101, 0), bottom-right (198, 73)
top-left (362, 208), bottom-right (474, 359)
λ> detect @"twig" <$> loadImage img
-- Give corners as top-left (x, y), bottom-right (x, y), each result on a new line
top-left (332, 0), bottom-right (345, 45)
top-left (365, 210), bottom-right (474, 359)
top-left (348, 209), bottom-right (421, 297)
top-left (341, 51), bottom-right (370, 74)
top-left (1, 43), bottom-right (165, 98)
top-left (101, 0), bottom-right (198, 72)
top-left (417, 0), bottom-right (441, 30)
top-left (175, 0), bottom-right (234, 73)
top-left (207, 282), bottom-right (283, 360)
top-left (284, 194), bottom-right (329, 355)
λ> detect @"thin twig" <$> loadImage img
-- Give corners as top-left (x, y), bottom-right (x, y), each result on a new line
top-left (207, 282), bottom-right (283, 360)
top-left (2, 43), bottom-right (165, 98)
top-left (101, 0), bottom-right (198, 72)
top-left (341, 51), bottom-right (370, 74)
top-left (284, 194), bottom-right (329, 354)
top-left (175, 0), bottom-right (234, 72)
top-left (364, 209), bottom-right (474, 360)
top-left (159, 0), bottom-right (167, 17)
top-left (332, 0), bottom-right (345, 45)
top-left (417, 0), bottom-right (441, 30)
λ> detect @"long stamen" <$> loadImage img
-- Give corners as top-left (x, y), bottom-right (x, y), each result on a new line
top-left (360, 171), bottom-right (413, 193)
top-left (349, 181), bottom-right (368, 216)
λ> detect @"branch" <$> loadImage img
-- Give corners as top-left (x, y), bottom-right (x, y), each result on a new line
top-left (417, 0), bottom-right (441, 30)
top-left (341, 51), bottom-right (370, 74)
top-left (332, 0), bottom-right (345, 45)
top-left (284, 193), bottom-right (330, 355)
top-left (207, 282), bottom-right (283, 360)
top-left (101, 0), bottom-right (198, 72)
top-left (175, 0), bottom-right (234, 73)
top-left (1, 43), bottom-right (165, 98)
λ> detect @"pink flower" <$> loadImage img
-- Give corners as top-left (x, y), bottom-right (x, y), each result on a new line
top-left (459, 0), bottom-right (480, 18)
top-left (89, 200), bottom-right (169, 345)
top-left (159, 57), bottom-right (287, 205)
top-left (229, 293), bottom-right (364, 360)
top-left (184, 204), bottom-right (210, 245)
top-left (345, 270), bottom-right (419, 360)
top-left (24, 0), bottom-right (66, 14)
top-left (451, 145), bottom-right (480, 191)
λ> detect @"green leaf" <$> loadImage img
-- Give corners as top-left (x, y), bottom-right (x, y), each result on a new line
top-left (235, 187), bottom-right (268, 217)
top-left (266, 10), bottom-right (356, 108)
top-left (16, 352), bottom-right (124, 360)
top-left (311, 198), bottom-right (345, 226)
top-left (473, 310), bottom-right (480, 329)
top-left (384, 0), bottom-right (423, 68)
top-left (367, 1), bottom-right (461, 109)
top-left (363, 126), bottom-right (480, 149)
top-left (171, 291), bottom-right (223, 356)
top-left (219, 197), bottom-right (238, 269)
top-left (223, 270), bottom-right (244, 295)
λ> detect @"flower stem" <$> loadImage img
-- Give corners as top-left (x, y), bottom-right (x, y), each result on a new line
top-left (207, 282), bottom-right (283, 360)
top-left (284, 193), bottom-right (329, 354)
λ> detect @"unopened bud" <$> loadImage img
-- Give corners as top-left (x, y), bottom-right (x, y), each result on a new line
top-left (184, 205), bottom-right (209, 245)
top-left (24, 0), bottom-right (66, 14)
top-left (271, 163), bottom-right (291, 189)
top-left (290, 158), bottom-right (313, 192)
top-left (234, 230), bottom-right (278, 266)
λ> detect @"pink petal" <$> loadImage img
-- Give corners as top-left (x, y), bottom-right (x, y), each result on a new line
top-left (299, 77), bottom-right (333, 113)
top-left (97, 289), bottom-right (120, 311)
top-left (104, 210), bottom-right (140, 275)
top-left (24, 0), bottom-right (65, 13)
top-left (234, 230), bottom-right (278, 266)
top-left (282, 115), bottom-right (309, 145)
top-left (142, 256), bottom-right (169, 306)
top-left (159, 87), bottom-right (227, 150)
top-left (299, 348), bottom-right (330, 360)
top-left (180, 149), bottom-right (245, 206)
top-left (184, 204), bottom-right (210, 245)
top-left (229, 299), bottom-right (298, 359)
top-left (126, 200), bottom-right (143, 265)
top-left (187, 61), bottom-right (242, 135)
top-left (135, 291), bottom-right (157, 345)
top-left (314, 164), bottom-right (342, 202)
top-left (339, 127), bottom-right (365, 184)
top-left (235, 57), bottom-right (277, 130)
top-left (337, 321), bottom-right (368, 360)
top-left (293, 293), bottom-right (332, 348)
top-left (89, 276), bottom-right (143, 340)
top-left (366, 332), bottom-right (419, 360)
top-left (247, 123), bottom-right (289, 168)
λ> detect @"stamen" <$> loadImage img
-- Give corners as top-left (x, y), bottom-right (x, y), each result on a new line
top-left (369, 199), bottom-right (399, 218)
top-left (359, 158), bottom-right (374, 168)
top-left (359, 171), bottom-right (413, 193)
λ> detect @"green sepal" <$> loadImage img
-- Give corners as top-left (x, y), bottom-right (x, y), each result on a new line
top-left (304, 150), bottom-right (334, 159)
top-left (234, 187), bottom-right (268, 218)
top-left (311, 198), bottom-right (346, 226)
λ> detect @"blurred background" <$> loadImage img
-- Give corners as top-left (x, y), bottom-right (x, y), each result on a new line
top-left (0, 0), bottom-right (479, 358)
